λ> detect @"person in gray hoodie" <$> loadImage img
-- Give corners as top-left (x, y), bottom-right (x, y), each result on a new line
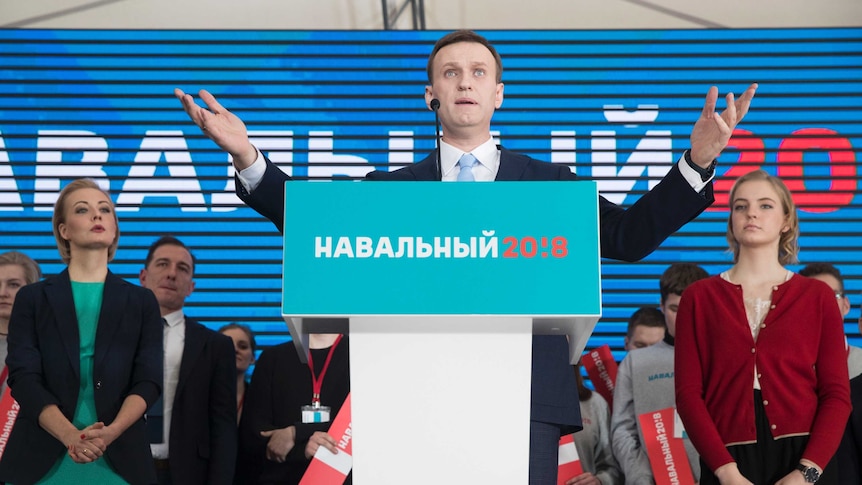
top-left (611, 263), bottom-right (708, 484)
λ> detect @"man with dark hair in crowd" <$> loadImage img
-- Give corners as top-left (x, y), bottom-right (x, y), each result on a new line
top-left (624, 307), bottom-right (666, 352)
top-left (140, 236), bottom-right (237, 485)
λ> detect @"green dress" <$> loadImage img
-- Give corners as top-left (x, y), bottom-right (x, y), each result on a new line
top-left (36, 281), bottom-right (127, 484)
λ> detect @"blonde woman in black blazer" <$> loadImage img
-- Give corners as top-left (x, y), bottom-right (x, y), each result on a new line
top-left (0, 179), bottom-right (162, 485)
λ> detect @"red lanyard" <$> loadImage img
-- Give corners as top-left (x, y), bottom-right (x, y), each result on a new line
top-left (307, 335), bottom-right (343, 406)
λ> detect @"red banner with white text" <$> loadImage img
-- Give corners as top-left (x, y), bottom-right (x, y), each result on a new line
top-left (557, 433), bottom-right (584, 485)
top-left (638, 407), bottom-right (694, 485)
top-left (299, 393), bottom-right (352, 485)
top-left (0, 383), bottom-right (20, 460)
top-left (582, 344), bottom-right (618, 408)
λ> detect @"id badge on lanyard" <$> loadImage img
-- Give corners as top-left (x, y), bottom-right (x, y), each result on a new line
top-left (301, 403), bottom-right (331, 423)
top-left (301, 335), bottom-right (343, 424)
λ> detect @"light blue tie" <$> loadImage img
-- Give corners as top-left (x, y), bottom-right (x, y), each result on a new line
top-left (457, 153), bottom-right (478, 182)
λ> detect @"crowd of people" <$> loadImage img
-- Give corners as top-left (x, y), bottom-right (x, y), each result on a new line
top-left (0, 228), bottom-right (349, 485)
top-left (1, 183), bottom-right (858, 485)
top-left (0, 28), bottom-right (857, 485)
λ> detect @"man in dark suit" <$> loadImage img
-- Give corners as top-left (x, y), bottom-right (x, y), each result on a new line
top-left (139, 235), bottom-right (237, 485)
top-left (175, 30), bottom-right (757, 484)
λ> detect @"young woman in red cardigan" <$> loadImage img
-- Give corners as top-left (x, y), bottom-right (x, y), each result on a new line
top-left (675, 169), bottom-right (850, 485)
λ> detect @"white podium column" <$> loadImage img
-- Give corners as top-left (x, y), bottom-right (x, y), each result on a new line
top-left (349, 316), bottom-right (533, 485)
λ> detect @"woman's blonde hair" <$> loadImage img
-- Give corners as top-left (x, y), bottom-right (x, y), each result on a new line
top-left (52, 178), bottom-right (120, 264)
top-left (725, 169), bottom-right (799, 265)
top-left (0, 251), bottom-right (42, 285)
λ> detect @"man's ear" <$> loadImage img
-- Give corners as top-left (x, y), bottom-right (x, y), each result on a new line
top-left (425, 85), bottom-right (434, 110)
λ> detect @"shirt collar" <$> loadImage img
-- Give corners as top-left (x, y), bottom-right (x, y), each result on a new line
top-left (440, 137), bottom-right (499, 179)
top-left (163, 309), bottom-right (185, 328)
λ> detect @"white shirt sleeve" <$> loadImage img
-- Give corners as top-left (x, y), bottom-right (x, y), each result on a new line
top-left (235, 146), bottom-right (267, 194)
top-left (677, 153), bottom-right (715, 194)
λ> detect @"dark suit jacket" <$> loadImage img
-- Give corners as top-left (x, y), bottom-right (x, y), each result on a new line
top-left (0, 269), bottom-right (162, 485)
top-left (238, 147), bottom-right (714, 429)
top-left (834, 372), bottom-right (862, 484)
top-left (165, 317), bottom-right (237, 485)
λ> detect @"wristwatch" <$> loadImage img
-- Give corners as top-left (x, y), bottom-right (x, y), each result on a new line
top-left (795, 464), bottom-right (821, 483)
top-left (683, 149), bottom-right (717, 182)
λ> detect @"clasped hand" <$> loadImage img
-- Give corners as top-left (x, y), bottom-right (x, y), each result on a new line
top-left (66, 422), bottom-right (117, 464)
top-left (261, 426), bottom-right (297, 463)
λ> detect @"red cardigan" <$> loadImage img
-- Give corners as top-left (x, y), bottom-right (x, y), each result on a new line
top-left (675, 273), bottom-right (850, 472)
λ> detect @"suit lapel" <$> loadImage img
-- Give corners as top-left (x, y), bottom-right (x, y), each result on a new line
top-left (44, 270), bottom-right (81, 379)
top-left (494, 148), bottom-right (528, 181)
top-left (93, 272), bottom-right (127, 371)
top-left (175, 318), bottom-right (205, 399)
top-left (410, 152), bottom-right (438, 181)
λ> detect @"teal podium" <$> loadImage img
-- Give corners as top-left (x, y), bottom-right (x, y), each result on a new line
top-left (282, 181), bottom-right (601, 485)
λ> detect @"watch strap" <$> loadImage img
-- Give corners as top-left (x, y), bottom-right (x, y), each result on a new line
top-left (795, 464), bottom-right (821, 483)
top-left (684, 149), bottom-right (717, 182)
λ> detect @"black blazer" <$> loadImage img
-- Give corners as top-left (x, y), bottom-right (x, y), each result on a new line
top-left (834, 372), bottom-right (862, 484)
top-left (165, 317), bottom-right (237, 485)
top-left (238, 147), bottom-right (714, 430)
top-left (236, 339), bottom-right (350, 485)
top-left (0, 269), bottom-right (162, 485)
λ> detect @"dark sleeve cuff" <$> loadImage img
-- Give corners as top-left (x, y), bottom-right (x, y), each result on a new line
top-left (129, 381), bottom-right (161, 408)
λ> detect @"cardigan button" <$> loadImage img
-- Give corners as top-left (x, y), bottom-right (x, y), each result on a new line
top-left (95, 380), bottom-right (102, 390)
top-left (770, 304), bottom-right (776, 309)
top-left (771, 424), bottom-right (777, 430)
top-left (772, 286), bottom-right (779, 291)
top-left (760, 324), bottom-right (766, 329)
top-left (763, 400), bottom-right (769, 406)
top-left (751, 348), bottom-right (756, 354)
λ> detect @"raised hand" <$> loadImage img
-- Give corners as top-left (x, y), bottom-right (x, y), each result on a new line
top-left (689, 83), bottom-right (758, 168)
top-left (174, 88), bottom-right (258, 170)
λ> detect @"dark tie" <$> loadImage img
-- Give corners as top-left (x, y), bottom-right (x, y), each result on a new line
top-left (457, 153), bottom-right (478, 182)
top-left (146, 318), bottom-right (167, 444)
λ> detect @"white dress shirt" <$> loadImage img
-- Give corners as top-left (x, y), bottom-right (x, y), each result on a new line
top-left (439, 138), bottom-right (500, 182)
top-left (150, 310), bottom-right (185, 459)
